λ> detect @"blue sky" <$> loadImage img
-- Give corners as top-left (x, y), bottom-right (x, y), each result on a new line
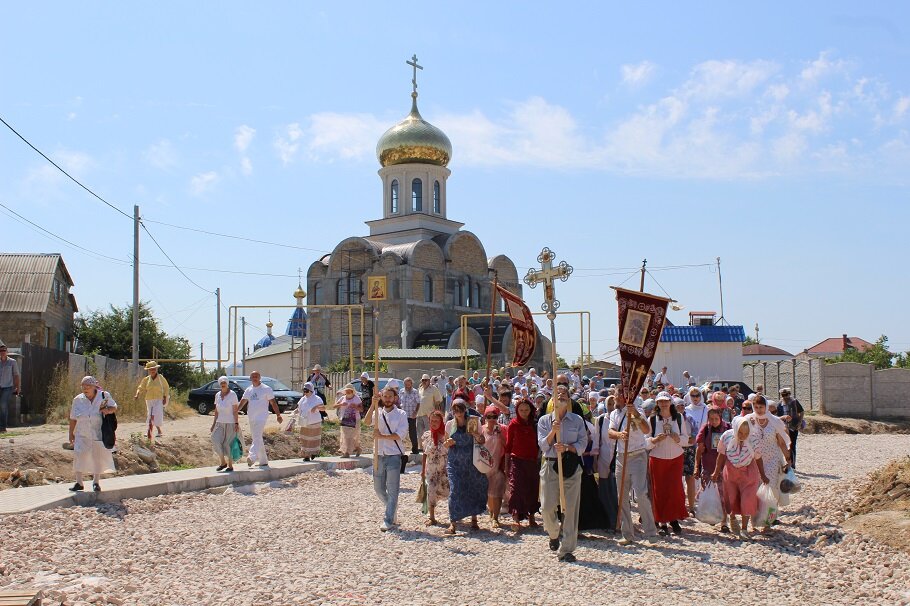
top-left (1, 2), bottom-right (908, 363)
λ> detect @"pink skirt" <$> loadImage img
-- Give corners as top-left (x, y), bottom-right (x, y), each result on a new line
top-left (722, 460), bottom-right (760, 516)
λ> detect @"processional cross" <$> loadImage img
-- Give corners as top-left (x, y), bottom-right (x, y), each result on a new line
top-left (523, 247), bottom-right (573, 320)
top-left (407, 54), bottom-right (423, 94)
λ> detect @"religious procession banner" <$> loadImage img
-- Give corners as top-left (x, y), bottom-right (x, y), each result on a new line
top-left (612, 287), bottom-right (672, 398)
top-left (496, 284), bottom-right (536, 367)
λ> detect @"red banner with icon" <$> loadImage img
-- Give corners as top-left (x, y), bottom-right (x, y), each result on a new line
top-left (496, 284), bottom-right (536, 367)
top-left (613, 287), bottom-right (672, 398)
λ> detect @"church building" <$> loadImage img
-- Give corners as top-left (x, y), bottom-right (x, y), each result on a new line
top-left (305, 59), bottom-right (549, 371)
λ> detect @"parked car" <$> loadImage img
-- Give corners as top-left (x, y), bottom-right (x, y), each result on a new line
top-left (187, 376), bottom-right (302, 415)
top-left (698, 380), bottom-right (755, 398)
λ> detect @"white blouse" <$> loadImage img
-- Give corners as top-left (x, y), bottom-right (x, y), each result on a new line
top-left (214, 390), bottom-right (239, 423)
top-left (646, 413), bottom-right (691, 460)
top-left (70, 390), bottom-right (118, 451)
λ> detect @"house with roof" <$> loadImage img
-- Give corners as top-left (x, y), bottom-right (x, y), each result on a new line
top-left (0, 253), bottom-right (77, 350)
top-left (650, 312), bottom-right (745, 386)
top-left (743, 343), bottom-right (794, 363)
top-left (802, 334), bottom-right (875, 358)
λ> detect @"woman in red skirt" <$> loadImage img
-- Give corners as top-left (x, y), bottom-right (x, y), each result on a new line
top-left (646, 391), bottom-right (690, 536)
top-left (504, 398), bottom-right (540, 531)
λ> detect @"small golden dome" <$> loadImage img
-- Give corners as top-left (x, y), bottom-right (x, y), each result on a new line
top-left (376, 93), bottom-right (452, 168)
top-left (294, 285), bottom-right (306, 300)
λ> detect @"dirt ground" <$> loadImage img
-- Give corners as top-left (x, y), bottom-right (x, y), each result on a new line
top-left (804, 415), bottom-right (910, 435)
top-left (844, 456), bottom-right (910, 554)
top-left (0, 412), bottom-right (376, 488)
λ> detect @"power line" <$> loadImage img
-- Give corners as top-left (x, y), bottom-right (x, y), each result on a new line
top-left (645, 269), bottom-right (674, 300)
top-left (0, 202), bottom-right (130, 265)
top-left (139, 222), bottom-right (212, 294)
top-left (142, 218), bottom-right (332, 254)
top-left (0, 115), bottom-right (132, 219)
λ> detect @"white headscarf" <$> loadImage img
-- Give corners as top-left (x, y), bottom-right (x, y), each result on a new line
top-left (684, 387), bottom-right (708, 430)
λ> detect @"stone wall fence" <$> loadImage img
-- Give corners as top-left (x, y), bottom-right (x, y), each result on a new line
top-left (820, 362), bottom-right (910, 420)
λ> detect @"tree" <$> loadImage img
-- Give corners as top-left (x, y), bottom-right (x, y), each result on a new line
top-left (555, 354), bottom-right (569, 369)
top-left (75, 302), bottom-right (195, 389)
top-left (831, 334), bottom-right (894, 370)
top-left (743, 336), bottom-right (760, 346)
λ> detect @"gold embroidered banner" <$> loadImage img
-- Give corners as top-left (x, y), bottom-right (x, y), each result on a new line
top-left (613, 287), bottom-right (672, 398)
top-left (496, 284), bottom-right (536, 367)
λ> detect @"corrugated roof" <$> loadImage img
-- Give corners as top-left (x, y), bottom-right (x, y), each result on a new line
top-left (661, 325), bottom-right (745, 343)
top-left (380, 348), bottom-right (480, 360)
top-left (0, 253), bottom-right (74, 313)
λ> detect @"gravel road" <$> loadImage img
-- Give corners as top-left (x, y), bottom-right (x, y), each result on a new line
top-left (1, 434), bottom-right (908, 605)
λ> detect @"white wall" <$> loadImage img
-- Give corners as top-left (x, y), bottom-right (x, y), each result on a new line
top-left (652, 342), bottom-right (743, 385)
top-left (244, 352), bottom-right (292, 387)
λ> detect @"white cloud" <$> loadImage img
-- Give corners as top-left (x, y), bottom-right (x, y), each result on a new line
top-left (271, 52), bottom-right (908, 181)
top-left (680, 59), bottom-right (779, 100)
top-left (306, 113), bottom-right (386, 161)
top-left (189, 171), bottom-right (219, 195)
top-left (234, 125), bottom-right (256, 175)
top-left (895, 96), bottom-right (910, 120)
top-left (800, 51), bottom-right (848, 84)
top-left (144, 139), bottom-right (177, 170)
top-left (275, 123), bottom-right (304, 165)
top-left (620, 61), bottom-right (656, 87)
top-left (234, 125), bottom-right (255, 152)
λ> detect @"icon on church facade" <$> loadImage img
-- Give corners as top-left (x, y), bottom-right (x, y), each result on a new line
top-left (368, 276), bottom-right (388, 301)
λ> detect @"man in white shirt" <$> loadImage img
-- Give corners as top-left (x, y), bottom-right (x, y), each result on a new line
top-left (367, 386), bottom-right (408, 531)
top-left (569, 367), bottom-right (582, 392)
top-left (609, 392), bottom-right (658, 546)
top-left (417, 373), bottom-right (443, 429)
top-left (399, 377), bottom-right (422, 454)
top-left (237, 371), bottom-right (283, 467)
top-left (654, 366), bottom-right (669, 387)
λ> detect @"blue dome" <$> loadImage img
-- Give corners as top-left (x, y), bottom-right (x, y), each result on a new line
top-left (286, 307), bottom-right (307, 338)
top-left (254, 333), bottom-right (275, 351)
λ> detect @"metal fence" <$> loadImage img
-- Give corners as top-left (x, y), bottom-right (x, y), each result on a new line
top-left (742, 358), bottom-right (822, 411)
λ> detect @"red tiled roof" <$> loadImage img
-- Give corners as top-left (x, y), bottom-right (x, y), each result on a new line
top-left (743, 344), bottom-right (792, 356)
top-left (806, 336), bottom-right (874, 355)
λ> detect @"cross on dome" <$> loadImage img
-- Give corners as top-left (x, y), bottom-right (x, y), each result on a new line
top-left (407, 54), bottom-right (423, 96)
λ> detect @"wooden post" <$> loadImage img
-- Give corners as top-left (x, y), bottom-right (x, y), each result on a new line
top-left (549, 316), bottom-right (567, 514)
top-left (485, 272), bottom-right (498, 382)
top-left (372, 309), bottom-right (380, 472)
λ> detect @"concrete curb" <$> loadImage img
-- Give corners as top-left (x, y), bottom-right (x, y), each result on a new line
top-left (0, 453), bottom-right (421, 515)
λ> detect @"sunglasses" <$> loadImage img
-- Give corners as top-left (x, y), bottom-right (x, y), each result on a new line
top-left (485, 415), bottom-right (498, 419)
top-left (557, 383), bottom-right (569, 387)
top-left (742, 406), bottom-right (753, 411)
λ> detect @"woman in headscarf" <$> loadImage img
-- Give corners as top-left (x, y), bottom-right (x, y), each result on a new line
top-left (711, 391), bottom-right (733, 423)
top-left (683, 387), bottom-right (709, 512)
top-left (481, 404), bottom-right (508, 528)
top-left (711, 415), bottom-right (769, 540)
top-left (746, 394), bottom-right (792, 533)
top-left (646, 392), bottom-right (690, 536)
top-left (297, 382), bottom-right (326, 461)
top-left (695, 408), bottom-right (731, 532)
top-left (334, 383), bottom-right (362, 457)
top-left (210, 376), bottom-right (239, 472)
top-left (444, 399), bottom-right (488, 535)
top-left (68, 376), bottom-right (117, 492)
top-left (420, 410), bottom-right (449, 526)
top-left (505, 398), bottom-right (539, 531)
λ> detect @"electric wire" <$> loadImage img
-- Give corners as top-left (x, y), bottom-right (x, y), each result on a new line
top-left (142, 218), bottom-right (332, 254)
top-left (645, 269), bottom-right (675, 300)
top-left (0, 115), bottom-right (132, 219)
top-left (139, 222), bottom-right (212, 294)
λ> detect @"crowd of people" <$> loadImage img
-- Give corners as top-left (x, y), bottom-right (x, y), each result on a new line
top-left (64, 360), bottom-right (805, 564)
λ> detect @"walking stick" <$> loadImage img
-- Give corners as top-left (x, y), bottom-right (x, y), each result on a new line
top-left (614, 389), bottom-right (633, 532)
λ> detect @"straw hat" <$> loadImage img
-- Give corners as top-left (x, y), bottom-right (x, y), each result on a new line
top-left (145, 361), bottom-right (160, 370)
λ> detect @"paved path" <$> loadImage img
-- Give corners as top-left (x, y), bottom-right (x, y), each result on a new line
top-left (0, 454), bottom-right (416, 515)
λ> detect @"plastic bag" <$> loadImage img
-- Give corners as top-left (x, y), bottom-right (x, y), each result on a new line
top-left (230, 435), bottom-right (244, 462)
top-left (695, 482), bottom-right (724, 525)
top-left (754, 483), bottom-right (779, 527)
top-left (779, 466), bottom-right (801, 494)
top-left (473, 444), bottom-right (494, 474)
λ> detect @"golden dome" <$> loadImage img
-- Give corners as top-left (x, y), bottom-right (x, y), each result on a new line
top-left (376, 93), bottom-right (452, 167)
top-left (293, 285), bottom-right (306, 300)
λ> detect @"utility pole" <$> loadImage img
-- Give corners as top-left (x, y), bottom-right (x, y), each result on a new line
top-left (200, 343), bottom-right (205, 373)
top-left (639, 258), bottom-right (647, 292)
top-left (716, 257), bottom-right (725, 325)
top-left (132, 205), bottom-right (140, 367)
top-left (241, 316), bottom-right (247, 372)
top-left (216, 287), bottom-right (222, 373)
